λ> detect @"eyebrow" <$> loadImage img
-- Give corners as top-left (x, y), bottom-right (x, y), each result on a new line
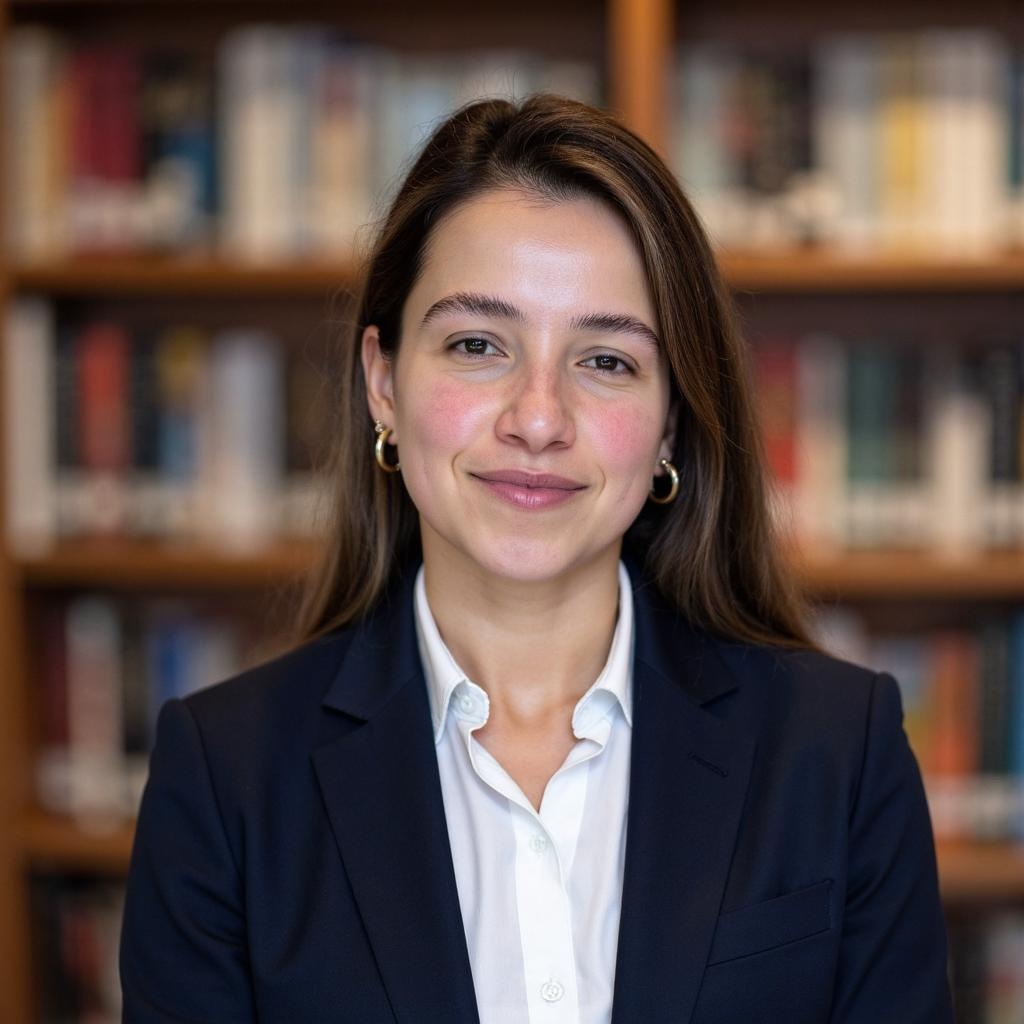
top-left (418, 291), bottom-right (660, 348)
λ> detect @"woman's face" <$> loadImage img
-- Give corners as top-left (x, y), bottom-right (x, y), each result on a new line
top-left (362, 186), bottom-right (677, 584)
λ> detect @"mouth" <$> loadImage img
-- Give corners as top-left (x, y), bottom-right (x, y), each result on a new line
top-left (470, 471), bottom-right (586, 510)
top-left (470, 470), bottom-right (586, 490)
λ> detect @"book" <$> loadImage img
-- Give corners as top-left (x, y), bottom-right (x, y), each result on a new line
top-left (3, 298), bottom-right (57, 554)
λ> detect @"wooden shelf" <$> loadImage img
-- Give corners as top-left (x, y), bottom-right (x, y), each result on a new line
top-left (719, 249), bottom-right (1024, 292)
top-left (791, 549), bottom-right (1024, 600)
top-left (13, 541), bottom-right (1024, 598)
top-left (8, 249), bottom-right (1024, 297)
top-left (18, 811), bottom-right (135, 874)
top-left (9, 257), bottom-right (358, 296)
top-left (16, 810), bottom-right (1024, 901)
top-left (937, 841), bottom-right (1024, 903)
top-left (15, 538), bottom-right (321, 589)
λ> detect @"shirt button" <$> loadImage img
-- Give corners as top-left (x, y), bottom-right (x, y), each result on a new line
top-left (528, 834), bottom-right (549, 854)
top-left (540, 980), bottom-right (564, 1003)
top-left (457, 693), bottom-right (475, 714)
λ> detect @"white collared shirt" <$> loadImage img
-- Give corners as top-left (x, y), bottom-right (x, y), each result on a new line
top-left (413, 560), bottom-right (634, 1024)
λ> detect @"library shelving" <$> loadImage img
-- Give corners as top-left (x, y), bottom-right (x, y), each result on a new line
top-left (0, 0), bottom-right (666, 1018)
top-left (2, 0), bottom-right (1024, 1019)
top-left (7, 248), bottom-right (1024, 295)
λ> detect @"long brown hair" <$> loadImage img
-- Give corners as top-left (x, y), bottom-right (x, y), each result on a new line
top-left (292, 93), bottom-right (815, 650)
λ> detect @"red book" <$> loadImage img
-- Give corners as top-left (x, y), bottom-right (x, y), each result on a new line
top-left (752, 337), bottom-right (798, 488)
top-left (928, 631), bottom-right (979, 778)
top-left (99, 46), bottom-right (142, 183)
top-left (69, 47), bottom-right (102, 183)
top-left (38, 605), bottom-right (69, 749)
top-left (76, 322), bottom-right (130, 472)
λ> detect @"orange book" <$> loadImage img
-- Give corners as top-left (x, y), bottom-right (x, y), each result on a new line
top-left (928, 631), bottom-right (979, 778)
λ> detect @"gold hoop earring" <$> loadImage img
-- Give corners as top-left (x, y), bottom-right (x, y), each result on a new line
top-left (374, 420), bottom-right (400, 473)
top-left (648, 458), bottom-right (679, 505)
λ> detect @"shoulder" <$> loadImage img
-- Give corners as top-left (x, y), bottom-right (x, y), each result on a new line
top-left (175, 626), bottom-right (358, 771)
top-left (716, 638), bottom-right (885, 713)
top-left (705, 633), bottom-right (903, 775)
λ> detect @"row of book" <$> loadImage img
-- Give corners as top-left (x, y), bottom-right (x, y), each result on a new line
top-left (4, 299), bottom-right (336, 554)
top-left (31, 875), bottom-right (123, 1024)
top-left (32, 594), bottom-right (278, 827)
top-left (28, 584), bottom-right (1024, 839)
top-left (13, 22), bottom-right (1024, 264)
top-left (3, 25), bottom-right (599, 261)
top-left (751, 332), bottom-right (1024, 554)
top-left (672, 30), bottom-right (1024, 253)
top-left (949, 913), bottom-right (1024, 1024)
top-left (814, 608), bottom-right (1024, 841)
top-left (9, 296), bottom-right (1024, 557)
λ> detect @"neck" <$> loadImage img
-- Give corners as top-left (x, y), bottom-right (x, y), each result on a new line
top-left (420, 529), bottom-right (622, 730)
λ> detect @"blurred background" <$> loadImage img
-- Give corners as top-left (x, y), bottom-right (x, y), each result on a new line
top-left (0, 0), bottom-right (1023, 1020)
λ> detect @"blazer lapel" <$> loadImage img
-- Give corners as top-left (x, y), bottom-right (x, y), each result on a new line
top-left (611, 570), bottom-right (757, 1024)
top-left (311, 567), bottom-right (480, 1024)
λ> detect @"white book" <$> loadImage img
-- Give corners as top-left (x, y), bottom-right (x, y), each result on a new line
top-left (959, 30), bottom-right (1010, 255)
top-left (671, 43), bottom-right (744, 246)
top-left (199, 329), bottom-right (283, 549)
top-left (400, 55), bottom-right (461, 168)
top-left (926, 346), bottom-right (990, 557)
top-left (371, 52), bottom-right (460, 208)
top-left (917, 31), bottom-right (963, 253)
top-left (4, 298), bottom-right (57, 555)
top-left (368, 50), bottom-right (412, 213)
top-left (308, 44), bottom-right (376, 256)
top-left (813, 35), bottom-right (880, 251)
top-left (220, 26), bottom-right (301, 260)
top-left (794, 333), bottom-right (845, 554)
top-left (66, 597), bottom-right (126, 827)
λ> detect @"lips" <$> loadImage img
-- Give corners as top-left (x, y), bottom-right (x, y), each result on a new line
top-left (471, 470), bottom-right (586, 490)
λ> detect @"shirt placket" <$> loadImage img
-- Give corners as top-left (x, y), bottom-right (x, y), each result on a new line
top-left (463, 711), bottom-right (612, 1023)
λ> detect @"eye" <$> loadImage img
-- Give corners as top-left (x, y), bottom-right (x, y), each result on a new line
top-left (581, 353), bottom-right (634, 376)
top-left (450, 337), bottom-right (501, 359)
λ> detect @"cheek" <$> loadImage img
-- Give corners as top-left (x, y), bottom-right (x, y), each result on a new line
top-left (587, 402), bottom-right (662, 479)
top-left (403, 377), bottom-right (490, 453)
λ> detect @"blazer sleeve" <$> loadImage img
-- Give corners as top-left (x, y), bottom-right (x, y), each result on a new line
top-left (829, 671), bottom-right (954, 1022)
top-left (120, 697), bottom-right (256, 1022)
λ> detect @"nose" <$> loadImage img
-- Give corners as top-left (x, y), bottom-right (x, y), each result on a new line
top-left (494, 362), bottom-right (576, 454)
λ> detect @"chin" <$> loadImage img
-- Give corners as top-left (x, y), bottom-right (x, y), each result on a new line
top-left (459, 532), bottom-right (611, 585)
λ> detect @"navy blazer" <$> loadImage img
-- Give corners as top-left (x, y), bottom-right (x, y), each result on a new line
top-left (120, 557), bottom-right (955, 1022)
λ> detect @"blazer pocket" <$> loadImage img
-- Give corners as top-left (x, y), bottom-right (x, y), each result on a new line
top-left (706, 879), bottom-right (833, 967)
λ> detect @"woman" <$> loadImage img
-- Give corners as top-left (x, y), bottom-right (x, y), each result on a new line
top-left (120, 94), bottom-right (954, 1023)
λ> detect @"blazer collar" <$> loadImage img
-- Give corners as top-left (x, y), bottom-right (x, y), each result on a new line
top-left (314, 556), bottom-right (755, 1024)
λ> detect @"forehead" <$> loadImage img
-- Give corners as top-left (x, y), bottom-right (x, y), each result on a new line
top-left (404, 187), bottom-right (655, 328)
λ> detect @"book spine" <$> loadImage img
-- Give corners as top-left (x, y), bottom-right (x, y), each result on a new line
top-left (64, 597), bottom-right (125, 825)
top-left (75, 322), bottom-right (131, 536)
top-left (3, 298), bottom-right (57, 554)
top-left (201, 329), bottom-right (284, 548)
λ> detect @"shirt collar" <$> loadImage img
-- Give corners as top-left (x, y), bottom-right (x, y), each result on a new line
top-left (413, 560), bottom-right (635, 745)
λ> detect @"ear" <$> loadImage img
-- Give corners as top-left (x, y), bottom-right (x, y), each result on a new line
top-left (657, 400), bottom-right (678, 466)
top-left (361, 325), bottom-right (398, 441)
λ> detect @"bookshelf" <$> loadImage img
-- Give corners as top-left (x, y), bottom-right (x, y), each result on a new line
top-left (1, 0), bottom-right (1023, 1019)
top-left (8, 248), bottom-right (1024, 295)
